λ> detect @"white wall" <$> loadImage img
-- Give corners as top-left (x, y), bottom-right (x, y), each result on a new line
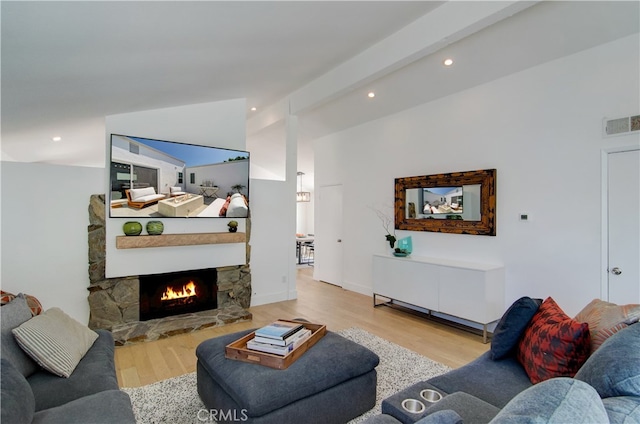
top-left (249, 179), bottom-right (297, 304)
top-left (185, 159), bottom-right (249, 198)
top-left (314, 35), bottom-right (640, 317)
top-left (1, 162), bottom-right (104, 323)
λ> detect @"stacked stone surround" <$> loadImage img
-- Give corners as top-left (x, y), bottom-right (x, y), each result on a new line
top-left (87, 194), bottom-right (252, 345)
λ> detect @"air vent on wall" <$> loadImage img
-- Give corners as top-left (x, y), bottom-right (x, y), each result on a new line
top-left (603, 114), bottom-right (640, 137)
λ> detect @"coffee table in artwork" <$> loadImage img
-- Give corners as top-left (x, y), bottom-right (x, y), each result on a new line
top-left (158, 195), bottom-right (204, 217)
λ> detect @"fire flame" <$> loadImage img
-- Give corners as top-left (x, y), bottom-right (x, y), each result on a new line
top-left (161, 281), bottom-right (197, 301)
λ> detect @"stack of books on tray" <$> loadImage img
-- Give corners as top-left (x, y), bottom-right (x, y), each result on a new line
top-left (247, 320), bottom-right (313, 356)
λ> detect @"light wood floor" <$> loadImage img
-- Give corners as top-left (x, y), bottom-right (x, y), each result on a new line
top-left (115, 267), bottom-right (489, 388)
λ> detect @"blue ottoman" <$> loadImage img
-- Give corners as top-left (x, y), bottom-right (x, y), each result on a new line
top-left (196, 328), bottom-right (379, 424)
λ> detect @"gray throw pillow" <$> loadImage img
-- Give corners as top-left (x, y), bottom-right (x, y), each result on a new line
top-left (0, 294), bottom-right (39, 376)
top-left (575, 322), bottom-right (640, 398)
top-left (490, 377), bottom-right (608, 424)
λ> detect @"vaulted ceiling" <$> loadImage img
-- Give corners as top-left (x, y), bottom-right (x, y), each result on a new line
top-left (2, 1), bottom-right (638, 184)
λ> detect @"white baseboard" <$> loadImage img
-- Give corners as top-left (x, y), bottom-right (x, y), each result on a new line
top-left (341, 280), bottom-right (372, 297)
top-left (250, 291), bottom-right (289, 306)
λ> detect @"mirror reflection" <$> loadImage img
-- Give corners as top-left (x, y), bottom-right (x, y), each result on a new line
top-left (406, 185), bottom-right (481, 221)
top-left (394, 169), bottom-right (496, 236)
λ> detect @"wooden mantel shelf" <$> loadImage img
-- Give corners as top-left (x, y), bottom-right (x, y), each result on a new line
top-left (116, 232), bottom-right (246, 249)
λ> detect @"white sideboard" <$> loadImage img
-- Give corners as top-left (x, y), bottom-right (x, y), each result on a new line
top-left (372, 253), bottom-right (505, 342)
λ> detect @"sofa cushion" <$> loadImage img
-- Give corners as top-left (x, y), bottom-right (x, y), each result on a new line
top-left (574, 322), bottom-right (640, 399)
top-left (32, 389), bottom-right (136, 424)
top-left (490, 377), bottom-right (609, 424)
top-left (426, 351), bottom-right (532, 409)
top-left (1, 294), bottom-right (39, 377)
top-left (490, 297), bottom-right (542, 360)
top-left (601, 396), bottom-right (640, 424)
top-left (226, 193), bottom-right (248, 217)
top-left (135, 194), bottom-right (164, 203)
top-left (516, 297), bottom-right (590, 384)
top-left (28, 330), bottom-right (120, 411)
top-left (416, 410), bottom-right (463, 424)
top-left (1, 358), bottom-right (35, 424)
top-left (574, 298), bottom-right (640, 353)
top-left (12, 307), bottom-right (98, 378)
top-left (129, 187), bottom-right (156, 200)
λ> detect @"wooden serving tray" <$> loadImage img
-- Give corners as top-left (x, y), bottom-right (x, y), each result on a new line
top-left (225, 320), bottom-right (326, 370)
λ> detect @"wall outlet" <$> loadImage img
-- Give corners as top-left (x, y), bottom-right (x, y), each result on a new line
top-left (519, 213), bottom-right (530, 221)
top-left (281, 276), bottom-right (287, 284)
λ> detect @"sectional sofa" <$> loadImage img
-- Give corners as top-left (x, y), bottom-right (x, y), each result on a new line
top-left (365, 297), bottom-right (640, 424)
top-left (1, 293), bottom-right (135, 424)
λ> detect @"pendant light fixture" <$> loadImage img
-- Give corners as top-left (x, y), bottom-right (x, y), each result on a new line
top-left (296, 171), bottom-right (311, 202)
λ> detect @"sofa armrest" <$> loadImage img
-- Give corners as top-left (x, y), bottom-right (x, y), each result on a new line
top-left (424, 392), bottom-right (500, 424)
top-left (1, 358), bottom-right (35, 424)
top-left (415, 410), bottom-right (463, 424)
top-left (32, 390), bottom-right (135, 424)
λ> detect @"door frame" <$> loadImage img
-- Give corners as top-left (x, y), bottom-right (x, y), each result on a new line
top-left (600, 144), bottom-right (640, 300)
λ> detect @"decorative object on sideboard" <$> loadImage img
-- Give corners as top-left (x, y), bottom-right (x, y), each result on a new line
top-left (394, 236), bottom-right (412, 257)
top-left (227, 220), bottom-right (238, 233)
top-left (385, 234), bottom-right (397, 250)
top-left (123, 221), bottom-right (143, 236)
top-left (146, 220), bottom-right (164, 235)
top-left (370, 205), bottom-right (397, 249)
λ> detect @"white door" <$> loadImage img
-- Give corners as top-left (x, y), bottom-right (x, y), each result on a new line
top-left (315, 184), bottom-right (343, 286)
top-left (607, 148), bottom-right (640, 303)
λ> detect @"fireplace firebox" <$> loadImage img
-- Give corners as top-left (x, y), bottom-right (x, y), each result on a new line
top-left (139, 268), bottom-right (217, 321)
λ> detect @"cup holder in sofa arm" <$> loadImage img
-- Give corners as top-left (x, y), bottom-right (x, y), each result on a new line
top-left (420, 389), bottom-right (443, 403)
top-left (401, 398), bottom-right (426, 414)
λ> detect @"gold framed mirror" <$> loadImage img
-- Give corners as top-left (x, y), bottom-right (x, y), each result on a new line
top-left (395, 169), bottom-right (496, 236)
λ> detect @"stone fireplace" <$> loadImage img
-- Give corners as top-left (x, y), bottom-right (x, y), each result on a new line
top-left (87, 194), bottom-right (252, 345)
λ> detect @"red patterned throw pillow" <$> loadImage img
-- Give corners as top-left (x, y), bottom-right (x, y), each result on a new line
top-left (0, 290), bottom-right (15, 306)
top-left (516, 297), bottom-right (591, 384)
top-left (0, 290), bottom-right (42, 316)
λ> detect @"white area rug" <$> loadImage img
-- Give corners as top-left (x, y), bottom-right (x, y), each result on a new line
top-left (122, 327), bottom-right (452, 423)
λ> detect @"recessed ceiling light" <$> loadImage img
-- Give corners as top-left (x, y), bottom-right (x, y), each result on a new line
top-left (250, 107), bottom-right (257, 111)
top-left (52, 136), bottom-right (62, 142)
top-left (443, 58), bottom-right (454, 67)
top-left (367, 92), bottom-right (375, 98)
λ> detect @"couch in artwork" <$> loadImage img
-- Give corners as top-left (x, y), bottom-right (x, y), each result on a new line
top-left (125, 188), bottom-right (166, 209)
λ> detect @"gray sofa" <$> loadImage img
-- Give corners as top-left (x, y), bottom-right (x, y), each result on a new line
top-left (365, 299), bottom-right (640, 424)
top-left (1, 294), bottom-right (135, 424)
